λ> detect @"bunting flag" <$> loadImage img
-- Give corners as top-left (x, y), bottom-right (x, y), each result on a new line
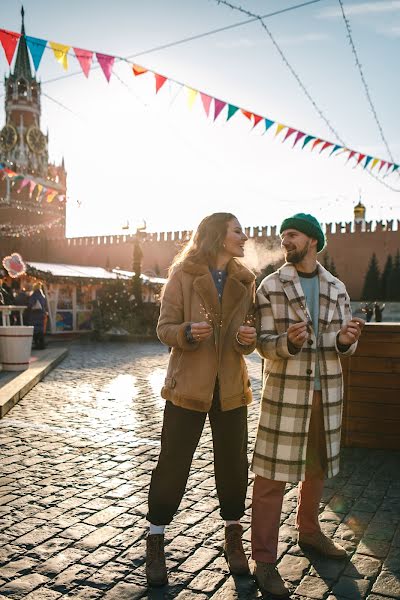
top-left (200, 93), bottom-right (212, 116)
top-left (0, 29), bottom-right (20, 64)
top-left (74, 48), bottom-right (93, 78)
top-left (26, 36), bottom-right (47, 70)
top-left (96, 52), bottom-right (114, 82)
top-left (187, 88), bottom-right (198, 109)
top-left (0, 27), bottom-right (398, 180)
top-left (0, 165), bottom-right (64, 202)
top-left (50, 41), bottom-right (70, 70)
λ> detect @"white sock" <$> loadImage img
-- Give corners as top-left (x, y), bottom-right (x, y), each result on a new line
top-left (149, 523), bottom-right (166, 535)
top-left (225, 520), bottom-right (240, 527)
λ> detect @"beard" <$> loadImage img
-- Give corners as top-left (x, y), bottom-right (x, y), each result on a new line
top-left (284, 240), bottom-right (310, 264)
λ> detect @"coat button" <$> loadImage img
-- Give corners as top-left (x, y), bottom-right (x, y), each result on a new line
top-left (306, 369), bottom-right (312, 375)
top-left (308, 339), bottom-right (313, 345)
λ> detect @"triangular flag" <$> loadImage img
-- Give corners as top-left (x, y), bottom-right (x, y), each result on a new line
top-left (73, 48), bottom-right (93, 78)
top-left (28, 180), bottom-right (36, 197)
top-left (187, 88), bottom-right (198, 109)
top-left (293, 131), bottom-right (305, 147)
top-left (0, 29), bottom-right (21, 65)
top-left (46, 191), bottom-right (58, 203)
top-left (330, 144), bottom-right (342, 155)
top-left (17, 178), bottom-right (30, 193)
top-left (35, 184), bottom-right (43, 200)
top-left (356, 153), bottom-right (366, 166)
top-left (302, 135), bottom-right (315, 148)
top-left (391, 165), bottom-right (399, 174)
top-left (385, 162), bottom-right (393, 173)
top-left (252, 114), bottom-right (263, 129)
top-left (378, 160), bottom-right (387, 172)
top-left (319, 141), bottom-right (333, 153)
top-left (275, 123), bottom-right (286, 137)
top-left (26, 36), bottom-right (47, 71)
top-left (227, 105), bottom-right (239, 121)
top-left (96, 52), bottom-right (115, 82)
top-left (132, 64), bottom-right (147, 76)
top-left (214, 99), bottom-right (226, 121)
top-left (311, 138), bottom-right (324, 151)
top-left (200, 93), bottom-right (212, 116)
top-left (50, 41), bottom-right (70, 70)
top-left (264, 118), bottom-right (275, 132)
top-left (283, 127), bottom-right (296, 143)
top-left (154, 73), bottom-right (167, 93)
top-left (370, 158), bottom-right (379, 170)
top-left (364, 156), bottom-right (373, 169)
top-left (241, 109), bottom-right (253, 121)
top-left (346, 150), bottom-right (357, 162)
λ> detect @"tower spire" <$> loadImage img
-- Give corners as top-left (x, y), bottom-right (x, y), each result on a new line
top-left (13, 5), bottom-right (33, 79)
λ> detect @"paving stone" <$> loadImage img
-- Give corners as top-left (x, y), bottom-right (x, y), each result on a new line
top-left (188, 569), bottom-right (225, 593)
top-left (332, 576), bottom-right (371, 599)
top-left (372, 571), bottom-right (400, 597)
top-left (0, 573), bottom-right (49, 598)
top-left (23, 590), bottom-right (62, 599)
top-left (102, 581), bottom-right (145, 599)
top-left (50, 563), bottom-right (96, 592)
top-left (37, 548), bottom-right (88, 576)
top-left (278, 554), bottom-right (310, 583)
top-left (295, 575), bottom-right (330, 599)
top-left (178, 546), bottom-right (220, 573)
top-left (345, 554), bottom-right (381, 579)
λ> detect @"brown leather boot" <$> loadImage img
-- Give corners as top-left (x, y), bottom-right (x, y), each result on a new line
top-left (298, 530), bottom-right (347, 559)
top-left (253, 561), bottom-right (291, 598)
top-left (224, 524), bottom-right (250, 575)
top-left (146, 534), bottom-right (168, 587)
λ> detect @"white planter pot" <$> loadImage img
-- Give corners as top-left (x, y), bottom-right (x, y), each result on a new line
top-left (0, 326), bottom-right (34, 371)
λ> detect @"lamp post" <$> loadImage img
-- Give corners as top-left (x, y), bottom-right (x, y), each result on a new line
top-left (131, 222), bottom-right (146, 308)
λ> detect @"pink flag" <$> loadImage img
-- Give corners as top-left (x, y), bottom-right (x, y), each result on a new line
top-left (96, 52), bottom-right (115, 82)
top-left (214, 99), bottom-right (226, 121)
top-left (17, 178), bottom-right (30, 193)
top-left (346, 150), bottom-right (356, 163)
top-left (74, 48), bottom-right (93, 78)
top-left (200, 93), bottom-right (212, 116)
top-left (293, 131), bottom-right (305, 147)
top-left (283, 127), bottom-right (296, 143)
top-left (28, 180), bottom-right (36, 198)
top-left (378, 160), bottom-right (387, 172)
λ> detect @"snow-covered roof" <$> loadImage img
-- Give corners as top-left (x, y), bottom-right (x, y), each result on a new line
top-left (27, 262), bottom-right (166, 284)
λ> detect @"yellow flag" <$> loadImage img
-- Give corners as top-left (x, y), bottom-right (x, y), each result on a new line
top-left (187, 88), bottom-right (198, 109)
top-left (46, 191), bottom-right (58, 203)
top-left (50, 42), bottom-right (70, 70)
top-left (371, 158), bottom-right (379, 170)
top-left (36, 184), bottom-right (43, 200)
top-left (275, 123), bottom-right (286, 137)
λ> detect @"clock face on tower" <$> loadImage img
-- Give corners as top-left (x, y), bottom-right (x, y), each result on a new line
top-left (0, 124), bottom-right (18, 151)
top-left (26, 126), bottom-right (46, 154)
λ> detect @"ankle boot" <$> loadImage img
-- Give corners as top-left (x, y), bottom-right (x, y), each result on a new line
top-left (146, 533), bottom-right (168, 587)
top-left (224, 524), bottom-right (250, 575)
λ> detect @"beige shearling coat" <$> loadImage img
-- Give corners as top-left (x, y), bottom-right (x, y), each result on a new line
top-left (157, 258), bottom-right (256, 412)
top-left (252, 262), bottom-right (357, 482)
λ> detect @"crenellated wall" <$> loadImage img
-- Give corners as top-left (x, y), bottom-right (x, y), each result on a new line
top-left (0, 219), bottom-right (398, 300)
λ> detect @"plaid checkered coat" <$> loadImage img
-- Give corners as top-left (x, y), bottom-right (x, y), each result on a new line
top-left (252, 262), bottom-right (357, 482)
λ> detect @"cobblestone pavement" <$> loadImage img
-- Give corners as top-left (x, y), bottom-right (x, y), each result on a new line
top-left (0, 341), bottom-right (399, 600)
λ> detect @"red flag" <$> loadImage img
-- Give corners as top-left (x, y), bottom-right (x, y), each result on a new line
top-left (356, 153), bottom-right (365, 166)
top-left (311, 138), bottom-right (324, 151)
top-left (214, 99), bottom-right (226, 121)
top-left (74, 48), bottom-right (93, 78)
top-left (283, 127), bottom-right (296, 143)
top-left (200, 93), bottom-right (212, 116)
top-left (155, 73), bottom-right (167, 93)
top-left (252, 114), bottom-right (263, 128)
top-left (319, 141), bottom-right (333, 153)
top-left (378, 160), bottom-right (387, 172)
top-left (346, 150), bottom-right (356, 162)
top-left (0, 29), bottom-right (21, 65)
top-left (241, 109), bottom-right (253, 121)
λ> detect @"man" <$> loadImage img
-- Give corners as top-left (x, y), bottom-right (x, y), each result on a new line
top-left (251, 213), bottom-right (364, 598)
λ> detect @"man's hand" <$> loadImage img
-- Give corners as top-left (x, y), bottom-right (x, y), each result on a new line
top-left (287, 321), bottom-right (308, 348)
top-left (237, 325), bottom-right (256, 345)
top-left (190, 321), bottom-right (213, 342)
top-left (338, 318), bottom-right (365, 346)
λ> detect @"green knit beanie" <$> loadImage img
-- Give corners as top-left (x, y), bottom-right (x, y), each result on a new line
top-left (280, 213), bottom-right (326, 252)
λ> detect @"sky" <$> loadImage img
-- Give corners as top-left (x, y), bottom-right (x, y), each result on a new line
top-left (1, 0), bottom-right (399, 237)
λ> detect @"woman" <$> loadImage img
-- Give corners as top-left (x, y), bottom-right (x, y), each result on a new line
top-left (146, 213), bottom-right (257, 587)
top-left (27, 283), bottom-right (48, 349)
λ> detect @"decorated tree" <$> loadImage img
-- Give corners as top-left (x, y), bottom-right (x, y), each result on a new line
top-left (361, 253), bottom-right (381, 300)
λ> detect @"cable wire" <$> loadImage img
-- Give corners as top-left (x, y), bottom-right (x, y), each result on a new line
top-left (337, 0), bottom-right (395, 163)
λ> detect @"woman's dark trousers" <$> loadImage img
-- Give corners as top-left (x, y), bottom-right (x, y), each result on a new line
top-left (147, 387), bottom-right (248, 525)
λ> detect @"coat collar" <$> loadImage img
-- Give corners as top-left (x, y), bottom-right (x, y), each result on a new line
top-left (277, 262), bottom-right (338, 329)
top-left (182, 257), bottom-right (254, 283)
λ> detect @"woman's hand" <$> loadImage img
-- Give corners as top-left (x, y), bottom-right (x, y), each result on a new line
top-left (191, 321), bottom-right (213, 342)
top-left (237, 325), bottom-right (256, 345)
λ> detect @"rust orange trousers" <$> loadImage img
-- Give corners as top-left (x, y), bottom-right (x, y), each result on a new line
top-left (251, 391), bottom-right (327, 563)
